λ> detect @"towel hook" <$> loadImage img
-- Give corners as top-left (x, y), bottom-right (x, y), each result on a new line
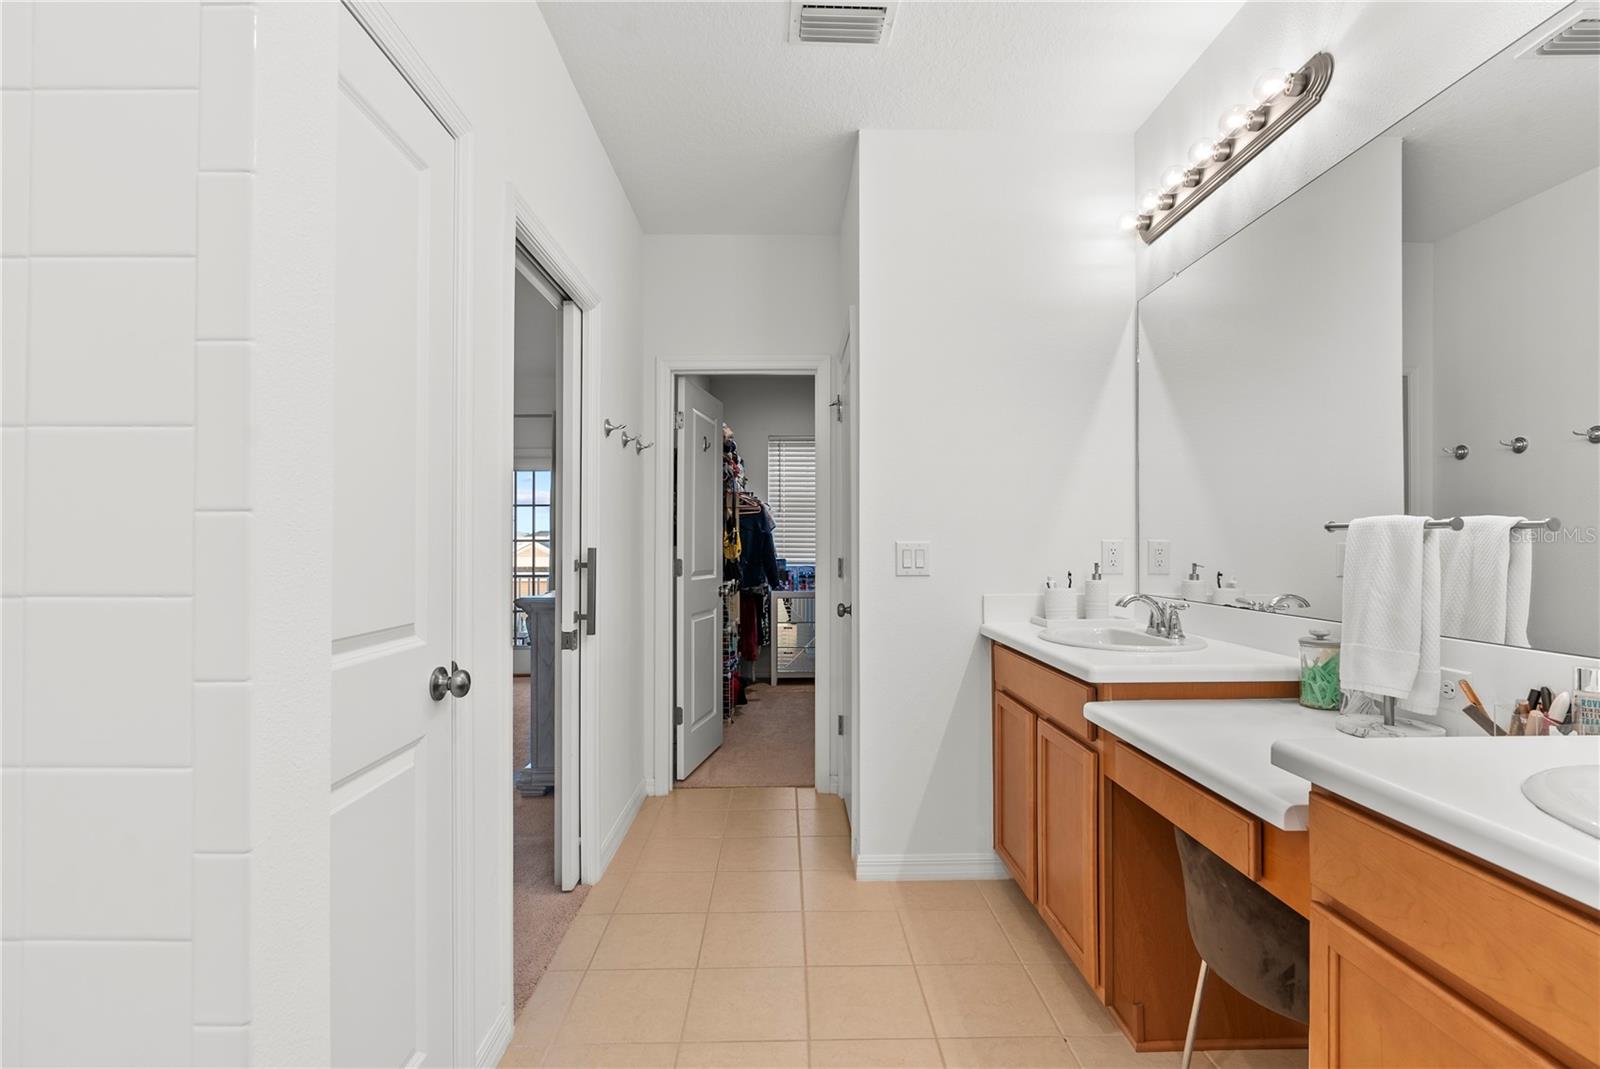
top-left (1499, 436), bottom-right (1529, 454)
top-left (634, 439), bottom-right (655, 455)
top-left (619, 431), bottom-right (640, 449)
top-left (1442, 444), bottom-right (1469, 460)
top-left (1575, 425), bottom-right (1600, 445)
top-left (603, 419), bottom-right (626, 438)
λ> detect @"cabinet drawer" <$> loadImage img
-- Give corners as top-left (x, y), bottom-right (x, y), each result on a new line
top-left (993, 645), bottom-right (1095, 741)
top-left (1310, 793), bottom-right (1600, 1067)
top-left (1105, 736), bottom-right (1261, 878)
top-left (1310, 904), bottom-right (1558, 1068)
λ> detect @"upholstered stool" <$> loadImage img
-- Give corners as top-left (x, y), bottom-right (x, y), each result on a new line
top-left (1173, 828), bottom-right (1310, 1069)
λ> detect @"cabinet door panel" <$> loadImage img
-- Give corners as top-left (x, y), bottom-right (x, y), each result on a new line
top-left (1037, 718), bottom-right (1099, 985)
top-left (1310, 906), bottom-right (1558, 1069)
top-left (994, 692), bottom-right (1037, 899)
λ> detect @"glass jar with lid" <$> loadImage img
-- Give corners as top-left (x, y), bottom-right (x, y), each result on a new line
top-left (1298, 628), bottom-right (1341, 710)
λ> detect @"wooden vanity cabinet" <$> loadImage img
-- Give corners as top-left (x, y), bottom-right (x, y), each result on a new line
top-left (993, 691), bottom-right (1038, 898)
top-left (1308, 792), bottom-right (1600, 1068)
top-left (1036, 716), bottom-right (1099, 985)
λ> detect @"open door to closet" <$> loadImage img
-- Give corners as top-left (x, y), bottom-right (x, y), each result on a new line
top-left (674, 378), bottom-right (725, 778)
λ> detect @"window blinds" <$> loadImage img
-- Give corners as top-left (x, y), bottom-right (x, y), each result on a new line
top-left (767, 435), bottom-right (817, 565)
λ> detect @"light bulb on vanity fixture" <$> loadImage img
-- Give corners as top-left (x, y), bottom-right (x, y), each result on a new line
top-left (1188, 139), bottom-right (1217, 166)
top-left (1161, 166), bottom-right (1187, 190)
top-left (1218, 105), bottom-right (1252, 135)
top-left (1140, 189), bottom-right (1161, 212)
top-left (1251, 68), bottom-right (1289, 103)
top-left (1117, 212), bottom-right (1140, 232)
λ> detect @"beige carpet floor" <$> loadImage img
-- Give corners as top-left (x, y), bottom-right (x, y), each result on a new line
top-left (513, 676), bottom-right (588, 1014)
top-left (679, 680), bottom-right (815, 788)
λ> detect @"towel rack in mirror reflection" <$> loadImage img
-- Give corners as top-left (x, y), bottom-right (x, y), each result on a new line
top-left (1323, 517), bottom-right (1560, 533)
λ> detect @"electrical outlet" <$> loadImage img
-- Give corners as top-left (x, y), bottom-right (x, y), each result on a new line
top-left (1147, 539), bottom-right (1170, 576)
top-left (1101, 539), bottom-right (1125, 576)
top-left (1440, 668), bottom-right (1471, 701)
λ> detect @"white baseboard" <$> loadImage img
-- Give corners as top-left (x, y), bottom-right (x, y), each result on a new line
top-left (590, 780), bottom-right (646, 883)
top-left (476, 1006), bottom-right (513, 1068)
top-left (854, 851), bottom-right (1009, 882)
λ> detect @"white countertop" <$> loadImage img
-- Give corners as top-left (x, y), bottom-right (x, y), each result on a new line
top-left (1273, 736), bottom-right (1600, 910)
top-left (980, 619), bottom-right (1299, 685)
top-left (1084, 699), bottom-right (1339, 830)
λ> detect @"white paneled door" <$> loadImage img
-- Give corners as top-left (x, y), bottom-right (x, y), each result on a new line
top-left (675, 379), bottom-right (726, 778)
top-left (331, 8), bottom-right (458, 1066)
top-left (834, 312), bottom-right (857, 823)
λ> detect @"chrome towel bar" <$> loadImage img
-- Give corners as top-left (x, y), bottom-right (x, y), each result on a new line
top-left (1323, 517), bottom-right (1560, 533)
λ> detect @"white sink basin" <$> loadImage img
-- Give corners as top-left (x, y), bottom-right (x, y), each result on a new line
top-left (1040, 623), bottom-right (1208, 653)
top-left (1521, 765), bottom-right (1600, 838)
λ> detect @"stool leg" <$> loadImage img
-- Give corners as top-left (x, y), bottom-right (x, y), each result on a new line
top-left (1180, 959), bottom-right (1209, 1069)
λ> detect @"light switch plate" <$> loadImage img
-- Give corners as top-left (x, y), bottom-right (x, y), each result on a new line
top-left (895, 541), bottom-right (931, 577)
top-left (1147, 539), bottom-right (1170, 576)
top-left (1101, 539), bottom-right (1125, 576)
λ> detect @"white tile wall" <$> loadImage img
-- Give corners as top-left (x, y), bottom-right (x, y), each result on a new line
top-left (1, 4), bottom-right (258, 1061)
top-left (0, 90), bottom-right (29, 256)
top-left (20, 941), bottom-right (193, 1067)
top-left (31, 2), bottom-right (200, 89)
top-left (24, 428), bottom-right (195, 594)
top-left (23, 770), bottom-right (193, 939)
top-left (29, 90), bottom-right (200, 255)
top-left (28, 258), bottom-right (197, 424)
top-left (24, 598), bottom-right (193, 766)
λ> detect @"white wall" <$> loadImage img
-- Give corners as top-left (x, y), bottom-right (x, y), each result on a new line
top-left (1429, 168), bottom-right (1600, 655)
top-left (1133, 1), bottom-right (1564, 297)
top-left (3, 3), bottom-right (260, 1064)
top-left (640, 234), bottom-right (845, 795)
top-left (642, 235), bottom-right (843, 359)
top-left (705, 375), bottom-right (815, 501)
top-left (1139, 138), bottom-right (1404, 619)
top-left (854, 130), bottom-right (1134, 869)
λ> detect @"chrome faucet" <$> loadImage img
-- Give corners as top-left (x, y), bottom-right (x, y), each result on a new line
top-left (1235, 593), bottom-right (1311, 613)
top-left (1116, 593), bottom-right (1190, 641)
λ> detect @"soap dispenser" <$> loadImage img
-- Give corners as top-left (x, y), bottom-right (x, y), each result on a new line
top-left (1181, 563), bottom-right (1209, 603)
top-left (1083, 563), bottom-right (1109, 620)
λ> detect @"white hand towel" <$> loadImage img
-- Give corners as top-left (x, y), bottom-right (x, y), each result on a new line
top-left (1439, 516), bottom-right (1530, 646)
top-left (1506, 524), bottom-right (1533, 648)
top-left (1340, 516), bottom-right (1441, 714)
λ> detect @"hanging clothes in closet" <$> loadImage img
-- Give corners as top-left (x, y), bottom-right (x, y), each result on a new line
top-left (719, 424), bottom-right (782, 699)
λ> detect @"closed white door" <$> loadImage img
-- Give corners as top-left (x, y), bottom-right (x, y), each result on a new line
top-left (835, 313), bottom-right (857, 823)
top-left (676, 378), bottom-right (725, 778)
top-left (331, 8), bottom-right (458, 1066)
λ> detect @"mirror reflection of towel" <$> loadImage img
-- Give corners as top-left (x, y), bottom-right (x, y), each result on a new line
top-left (1439, 517), bottom-right (1532, 647)
top-left (1341, 516), bottom-right (1440, 715)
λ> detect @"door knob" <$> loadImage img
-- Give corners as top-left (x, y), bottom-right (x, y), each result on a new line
top-left (429, 662), bottom-right (472, 701)
top-left (446, 661), bottom-right (471, 698)
top-left (836, 603), bottom-right (852, 617)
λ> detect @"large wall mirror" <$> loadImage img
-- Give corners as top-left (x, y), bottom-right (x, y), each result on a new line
top-left (1138, 4), bottom-right (1599, 657)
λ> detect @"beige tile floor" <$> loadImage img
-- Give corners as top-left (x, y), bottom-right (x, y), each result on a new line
top-left (501, 788), bottom-right (1308, 1069)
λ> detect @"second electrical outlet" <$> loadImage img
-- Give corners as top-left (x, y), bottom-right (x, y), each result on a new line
top-left (1101, 539), bottom-right (1125, 576)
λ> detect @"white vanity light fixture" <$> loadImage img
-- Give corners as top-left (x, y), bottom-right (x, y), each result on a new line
top-left (1121, 53), bottom-right (1334, 244)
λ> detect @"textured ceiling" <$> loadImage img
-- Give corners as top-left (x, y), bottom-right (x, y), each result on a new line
top-left (540, 1), bottom-right (1244, 234)
top-left (1396, 33), bottom-right (1599, 242)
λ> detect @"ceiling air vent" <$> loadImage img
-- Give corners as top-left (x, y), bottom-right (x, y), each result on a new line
top-left (1535, 13), bottom-right (1600, 54)
top-left (789, 2), bottom-right (897, 46)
